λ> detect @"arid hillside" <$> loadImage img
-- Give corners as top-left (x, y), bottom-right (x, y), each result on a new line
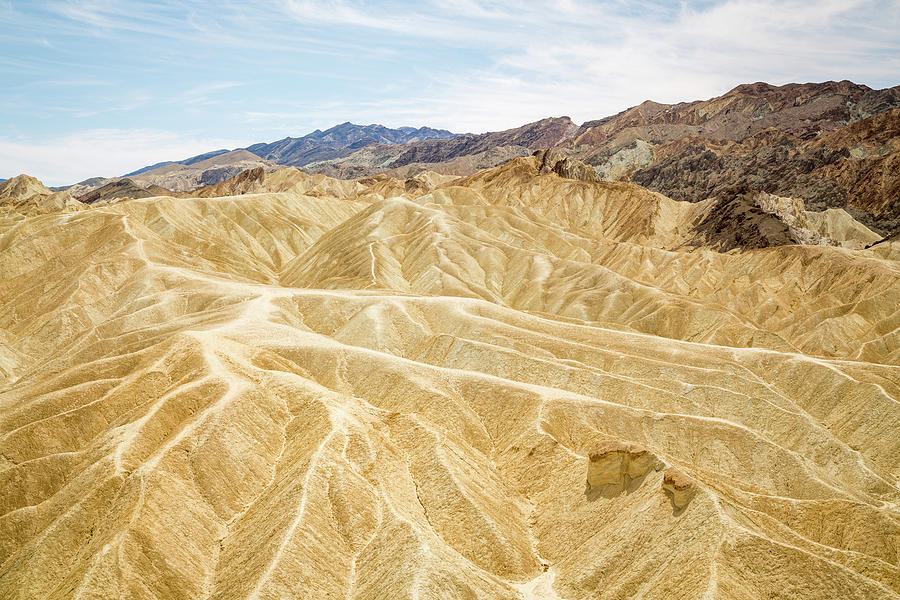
top-left (1, 159), bottom-right (899, 600)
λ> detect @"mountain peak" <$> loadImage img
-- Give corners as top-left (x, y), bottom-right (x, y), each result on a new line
top-left (0, 173), bottom-right (52, 198)
top-left (245, 123), bottom-right (459, 166)
top-left (0, 173), bottom-right (78, 209)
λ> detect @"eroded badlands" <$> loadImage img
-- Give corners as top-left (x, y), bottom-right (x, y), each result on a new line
top-left (1, 158), bottom-right (899, 599)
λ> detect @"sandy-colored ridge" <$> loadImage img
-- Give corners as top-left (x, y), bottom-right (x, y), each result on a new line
top-left (0, 174), bottom-right (79, 212)
top-left (1, 159), bottom-right (899, 599)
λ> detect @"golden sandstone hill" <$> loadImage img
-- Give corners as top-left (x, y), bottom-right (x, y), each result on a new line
top-left (1, 158), bottom-right (899, 599)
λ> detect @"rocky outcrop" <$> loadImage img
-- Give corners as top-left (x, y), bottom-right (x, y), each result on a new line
top-left (752, 192), bottom-right (881, 248)
top-left (681, 190), bottom-right (882, 252)
top-left (632, 141), bottom-right (847, 207)
top-left (186, 166), bottom-right (267, 198)
top-left (129, 150), bottom-right (279, 192)
top-left (571, 84), bottom-right (900, 234)
top-left (534, 150), bottom-right (600, 182)
top-left (587, 441), bottom-right (663, 495)
top-left (627, 133), bottom-right (899, 233)
top-left (76, 178), bottom-right (170, 204)
top-left (662, 468), bottom-right (698, 510)
top-left (685, 193), bottom-right (799, 251)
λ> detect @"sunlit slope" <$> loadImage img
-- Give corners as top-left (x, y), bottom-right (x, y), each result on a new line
top-left (1, 161), bottom-right (899, 600)
top-left (285, 159), bottom-right (900, 362)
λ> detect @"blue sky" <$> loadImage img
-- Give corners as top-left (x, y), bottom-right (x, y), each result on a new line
top-left (2, 0), bottom-right (899, 185)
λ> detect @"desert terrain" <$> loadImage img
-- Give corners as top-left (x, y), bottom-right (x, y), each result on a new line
top-left (1, 145), bottom-right (899, 598)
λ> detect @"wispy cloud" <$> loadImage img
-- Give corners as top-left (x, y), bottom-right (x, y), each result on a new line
top-left (259, 0), bottom-right (900, 131)
top-left (283, 0), bottom-right (421, 33)
top-left (47, 0), bottom-right (205, 40)
top-left (0, 129), bottom-right (248, 186)
top-left (176, 81), bottom-right (249, 106)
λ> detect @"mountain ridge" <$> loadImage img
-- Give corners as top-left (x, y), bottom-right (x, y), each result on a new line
top-left (122, 148), bottom-right (233, 177)
top-left (55, 122), bottom-right (460, 194)
top-left (39, 80), bottom-right (900, 234)
top-left (245, 121), bottom-right (458, 166)
top-left (299, 80), bottom-right (900, 232)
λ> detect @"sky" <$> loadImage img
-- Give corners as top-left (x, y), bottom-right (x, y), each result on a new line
top-left (1, 0), bottom-right (899, 185)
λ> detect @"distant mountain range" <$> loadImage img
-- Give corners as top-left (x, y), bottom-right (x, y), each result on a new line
top-left (293, 80), bottom-right (900, 233)
top-left (116, 121), bottom-right (457, 180)
top-left (122, 149), bottom-right (233, 177)
top-left (53, 80), bottom-right (900, 232)
top-left (52, 123), bottom-right (459, 196)
top-left (246, 122), bottom-right (458, 166)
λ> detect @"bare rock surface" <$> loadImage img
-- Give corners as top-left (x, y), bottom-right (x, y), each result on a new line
top-left (0, 174), bottom-right (78, 210)
top-left (573, 84), bottom-right (900, 233)
top-left (662, 468), bottom-right (698, 509)
top-left (76, 177), bottom-right (171, 204)
top-left (587, 441), bottom-right (662, 495)
top-left (534, 150), bottom-right (601, 182)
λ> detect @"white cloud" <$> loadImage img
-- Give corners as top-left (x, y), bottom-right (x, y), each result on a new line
top-left (0, 130), bottom-right (248, 186)
top-left (4, 0), bottom-right (898, 183)
top-left (334, 0), bottom-right (900, 131)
